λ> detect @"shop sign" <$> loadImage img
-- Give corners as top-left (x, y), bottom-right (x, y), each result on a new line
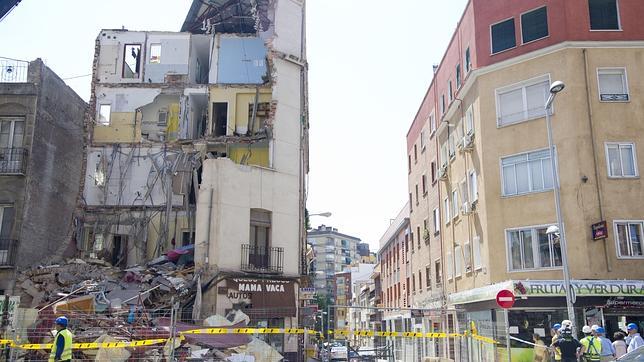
top-left (513, 280), bottom-right (644, 297)
top-left (224, 278), bottom-right (296, 317)
top-left (592, 221), bottom-right (608, 240)
top-left (299, 287), bottom-right (316, 300)
top-left (604, 298), bottom-right (644, 309)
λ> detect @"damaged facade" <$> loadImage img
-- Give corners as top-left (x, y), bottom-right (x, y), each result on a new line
top-left (78, 0), bottom-right (308, 358)
top-left (0, 58), bottom-right (86, 293)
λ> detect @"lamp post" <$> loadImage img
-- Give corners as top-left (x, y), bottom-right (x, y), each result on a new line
top-left (544, 80), bottom-right (577, 335)
top-left (310, 212), bottom-right (332, 217)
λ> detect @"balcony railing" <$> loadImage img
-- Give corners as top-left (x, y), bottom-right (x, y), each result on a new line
top-left (0, 239), bottom-right (18, 267)
top-left (241, 244), bottom-right (283, 274)
top-left (0, 148), bottom-right (27, 174)
top-left (0, 58), bottom-right (29, 83)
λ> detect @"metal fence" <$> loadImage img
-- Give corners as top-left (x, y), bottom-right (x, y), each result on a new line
top-left (240, 244), bottom-right (284, 274)
top-left (0, 58), bottom-right (28, 83)
top-left (0, 148), bottom-right (28, 175)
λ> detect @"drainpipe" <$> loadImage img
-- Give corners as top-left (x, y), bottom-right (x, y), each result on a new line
top-left (583, 49), bottom-right (611, 272)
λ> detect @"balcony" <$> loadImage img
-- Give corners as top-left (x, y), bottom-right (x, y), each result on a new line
top-left (0, 148), bottom-right (28, 175)
top-left (241, 244), bottom-right (283, 274)
top-left (0, 58), bottom-right (28, 83)
top-left (0, 239), bottom-right (17, 267)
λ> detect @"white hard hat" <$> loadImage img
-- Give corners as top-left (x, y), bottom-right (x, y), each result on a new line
top-left (582, 325), bottom-right (592, 334)
top-left (562, 320), bottom-right (572, 328)
top-left (591, 325), bottom-right (600, 331)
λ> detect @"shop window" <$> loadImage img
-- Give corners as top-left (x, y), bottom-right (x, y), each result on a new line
top-left (521, 7), bottom-right (549, 43)
top-left (589, 0), bottom-right (620, 30)
top-left (491, 18), bottom-right (516, 54)
top-left (507, 226), bottom-right (562, 271)
top-left (122, 44), bottom-right (141, 78)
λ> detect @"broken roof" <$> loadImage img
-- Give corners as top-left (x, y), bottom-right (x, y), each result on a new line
top-left (181, 0), bottom-right (271, 35)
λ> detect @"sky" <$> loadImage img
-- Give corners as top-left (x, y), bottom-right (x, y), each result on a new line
top-left (0, 0), bottom-right (468, 251)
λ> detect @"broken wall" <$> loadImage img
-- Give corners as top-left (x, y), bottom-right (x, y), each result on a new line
top-left (144, 32), bottom-right (191, 83)
top-left (140, 94), bottom-right (180, 142)
top-left (209, 35), bottom-right (268, 85)
top-left (207, 86), bottom-right (272, 136)
top-left (93, 87), bottom-right (160, 143)
top-left (194, 158), bottom-right (300, 277)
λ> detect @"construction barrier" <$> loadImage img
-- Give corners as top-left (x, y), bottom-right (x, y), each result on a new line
top-left (0, 327), bottom-right (499, 350)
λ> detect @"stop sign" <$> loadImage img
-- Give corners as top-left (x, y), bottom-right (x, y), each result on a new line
top-left (496, 289), bottom-right (515, 309)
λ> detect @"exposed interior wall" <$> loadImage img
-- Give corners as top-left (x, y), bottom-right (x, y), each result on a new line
top-left (144, 33), bottom-right (191, 83)
top-left (93, 87), bottom-right (161, 143)
top-left (97, 30), bottom-right (147, 84)
top-left (140, 94), bottom-right (180, 141)
top-left (207, 86), bottom-right (272, 136)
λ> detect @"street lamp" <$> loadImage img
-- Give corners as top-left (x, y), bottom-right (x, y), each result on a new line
top-left (310, 212), bottom-right (332, 217)
top-left (544, 80), bottom-right (577, 335)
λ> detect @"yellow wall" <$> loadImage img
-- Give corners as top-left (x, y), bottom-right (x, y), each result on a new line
top-left (228, 142), bottom-right (270, 168)
top-left (208, 86), bottom-right (272, 135)
top-left (93, 112), bottom-right (141, 143)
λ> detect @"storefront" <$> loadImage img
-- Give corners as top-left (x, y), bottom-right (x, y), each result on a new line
top-left (450, 279), bottom-right (644, 362)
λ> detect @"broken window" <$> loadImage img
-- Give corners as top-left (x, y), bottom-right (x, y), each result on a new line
top-left (123, 44), bottom-right (142, 78)
top-left (157, 108), bottom-right (168, 127)
top-left (150, 44), bottom-right (161, 64)
top-left (212, 102), bottom-right (228, 137)
top-left (98, 104), bottom-right (111, 126)
top-left (248, 102), bottom-right (270, 133)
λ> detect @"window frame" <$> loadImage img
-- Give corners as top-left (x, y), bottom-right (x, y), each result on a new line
top-left (448, 81), bottom-right (454, 102)
top-left (0, 117), bottom-right (25, 149)
top-left (454, 244), bottom-right (463, 278)
top-left (613, 220), bottom-right (644, 259)
top-left (97, 104), bottom-right (112, 126)
top-left (446, 250), bottom-right (453, 281)
top-left (596, 67), bottom-right (629, 102)
top-left (505, 223), bottom-right (564, 272)
top-left (588, 0), bottom-right (622, 31)
top-left (469, 169), bottom-right (478, 202)
top-left (604, 142), bottom-right (638, 178)
top-left (444, 197), bottom-right (450, 224)
top-left (451, 189), bottom-right (459, 220)
top-left (465, 47), bottom-right (471, 72)
top-left (433, 207), bottom-right (440, 235)
top-left (122, 43), bottom-right (143, 79)
top-left (500, 147), bottom-right (556, 197)
top-left (520, 6), bottom-right (549, 45)
top-left (473, 235), bottom-right (483, 271)
top-left (429, 112), bottom-right (437, 136)
top-left (456, 64), bottom-right (462, 88)
top-left (490, 17), bottom-right (517, 55)
top-left (495, 74), bottom-right (551, 127)
top-left (149, 43), bottom-right (162, 64)
top-left (420, 128), bottom-right (427, 151)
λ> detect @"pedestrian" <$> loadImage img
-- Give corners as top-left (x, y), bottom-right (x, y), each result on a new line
top-left (533, 333), bottom-right (549, 362)
top-left (625, 323), bottom-right (644, 353)
top-left (49, 316), bottom-right (72, 362)
top-left (612, 332), bottom-right (627, 358)
top-left (595, 327), bottom-right (615, 362)
top-left (550, 323), bottom-right (562, 361)
top-left (552, 327), bottom-right (582, 362)
top-left (580, 325), bottom-right (602, 362)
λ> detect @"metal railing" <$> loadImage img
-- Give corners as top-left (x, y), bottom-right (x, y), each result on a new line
top-left (241, 244), bottom-right (284, 274)
top-left (0, 148), bottom-right (27, 174)
top-left (0, 58), bottom-right (29, 83)
top-left (0, 238), bottom-right (17, 266)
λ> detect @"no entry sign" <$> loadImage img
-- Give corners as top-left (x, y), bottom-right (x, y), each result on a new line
top-left (496, 289), bottom-right (515, 309)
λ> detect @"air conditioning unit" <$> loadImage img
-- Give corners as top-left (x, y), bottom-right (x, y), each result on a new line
top-left (438, 164), bottom-right (448, 180)
top-left (461, 202), bottom-right (473, 215)
top-left (462, 134), bottom-right (474, 151)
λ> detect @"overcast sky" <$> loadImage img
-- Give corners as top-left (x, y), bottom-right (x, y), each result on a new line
top-left (0, 0), bottom-right (468, 251)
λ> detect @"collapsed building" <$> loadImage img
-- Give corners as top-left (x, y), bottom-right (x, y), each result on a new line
top-left (72, 0), bottom-right (308, 358)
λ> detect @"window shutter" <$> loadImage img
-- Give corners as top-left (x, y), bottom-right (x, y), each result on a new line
top-left (598, 72), bottom-right (625, 95)
top-left (473, 236), bottom-right (482, 270)
top-left (499, 88), bottom-right (524, 125)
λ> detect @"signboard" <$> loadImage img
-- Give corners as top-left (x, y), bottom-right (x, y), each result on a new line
top-left (592, 221), bottom-right (608, 240)
top-left (513, 280), bottom-right (644, 297)
top-left (225, 278), bottom-right (296, 317)
top-left (299, 287), bottom-right (316, 300)
top-left (496, 290), bottom-right (515, 309)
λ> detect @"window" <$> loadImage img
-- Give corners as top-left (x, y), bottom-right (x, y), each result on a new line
top-left (150, 44), bottom-right (161, 63)
top-left (435, 259), bottom-right (442, 286)
top-left (412, 274), bottom-right (416, 292)
top-left (157, 109), bottom-right (168, 127)
top-left (417, 226), bottom-right (421, 249)
top-left (418, 270), bottom-right (422, 291)
top-left (463, 240), bottom-right (472, 272)
top-left (422, 174), bottom-right (427, 195)
top-left (444, 197), bottom-right (450, 223)
top-left (614, 221), bottom-right (643, 258)
top-left (501, 149), bottom-right (554, 196)
top-left (507, 226), bottom-right (562, 271)
top-left (442, 95), bottom-right (449, 116)
top-left (598, 68), bottom-right (629, 101)
top-left (451, 189), bottom-right (459, 219)
top-left (446, 250), bottom-right (453, 280)
top-left (414, 144), bottom-right (418, 163)
top-left (473, 236), bottom-right (483, 270)
top-left (421, 129), bottom-right (426, 151)
top-left (589, 0), bottom-right (620, 30)
top-left (469, 170), bottom-right (478, 202)
top-left (454, 245), bottom-right (463, 277)
top-left (491, 18), bottom-right (516, 54)
top-left (456, 64), bottom-right (462, 88)
top-left (426, 266), bottom-right (431, 288)
top-left (123, 44), bottom-right (142, 78)
top-left (212, 102), bottom-right (229, 136)
top-left (465, 105), bottom-right (474, 135)
top-left (448, 81), bottom-right (453, 102)
top-left (460, 179), bottom-right (469, 206)
top-left (521, 7), bottom-right (549, 43)
top-left (606, 142), bottom-right (637, 177)
top-left (98, 104), bottom-right (111, 126)
top-left (433, 208), bottom-right (440, 234)
top-left (0, 205), bottom-right (15, 257)
top-left (408, 155), bottom-right (412, 173)
top-left (496, 75), bottom-right (549, 126)
top-left (430, 113), bottom-right (436, 134)
top-left (0, 118), bottom-right (24, 149)
top-left (415, 184), bottom-right (419, 205)
top-left (465, 47), bottom-right (471, 72)
top-left (431, 161), bottom-right (437, 183)
top-left (409, 193), bottom-right (413, 212)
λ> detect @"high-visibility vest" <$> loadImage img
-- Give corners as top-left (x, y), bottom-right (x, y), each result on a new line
top-left (49, 328), bottom-right (72, 361)
top-left (581, 336), bottom-right (601, 361)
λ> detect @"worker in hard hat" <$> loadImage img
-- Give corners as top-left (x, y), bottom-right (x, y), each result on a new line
top-left (49, 316), bottom-right (72, 362)
top-left (580, 325), bottom-right (601, 362)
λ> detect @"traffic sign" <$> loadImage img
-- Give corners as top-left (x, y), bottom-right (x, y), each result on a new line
top-left (496, 290), bottom-right (515, 309)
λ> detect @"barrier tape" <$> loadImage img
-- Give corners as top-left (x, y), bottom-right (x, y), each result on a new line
top-left (0, 328), bottom-right (498, 350)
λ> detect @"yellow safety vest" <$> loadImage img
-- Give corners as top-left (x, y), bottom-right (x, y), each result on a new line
top-left (49, 328), bottom-right (72, 361)
top-left (580, 336), bottom-right (601, 361)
